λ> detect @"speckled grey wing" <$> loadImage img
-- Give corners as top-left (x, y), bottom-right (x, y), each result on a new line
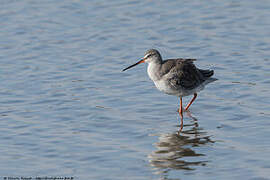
top-left (165, 59), bottom-right (203, 90)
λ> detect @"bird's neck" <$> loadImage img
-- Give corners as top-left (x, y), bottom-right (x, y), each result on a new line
top-left (147, 61), bottom-right (162, 81)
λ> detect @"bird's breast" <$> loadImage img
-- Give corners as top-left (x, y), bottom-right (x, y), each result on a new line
top-left (147, 63), bottom-right (177, 95)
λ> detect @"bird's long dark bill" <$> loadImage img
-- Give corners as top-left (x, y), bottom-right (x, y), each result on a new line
top-left (122, 59), bottom-right (145, 71)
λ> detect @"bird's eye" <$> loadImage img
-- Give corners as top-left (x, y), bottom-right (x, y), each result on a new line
top-left (147, 54), bottom-right (152, 58)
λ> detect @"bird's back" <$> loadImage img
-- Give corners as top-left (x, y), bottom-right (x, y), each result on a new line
top-left (161, 58), bottom-right (215, 91)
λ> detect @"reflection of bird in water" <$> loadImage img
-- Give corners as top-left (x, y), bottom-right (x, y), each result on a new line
top-left (148, 115), bottom-right (214, 174)
top-left (178, 110), bottom-right (200, 135)
top-left (123, 49), bottom-right (217, 132)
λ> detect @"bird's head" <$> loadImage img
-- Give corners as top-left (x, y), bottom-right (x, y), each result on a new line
top-left (122, 49), bottom-right (162, 71)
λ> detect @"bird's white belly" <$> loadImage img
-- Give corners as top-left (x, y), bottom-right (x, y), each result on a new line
top-left (153, 80), bottom-right (179, 96)
top-left (153, 79), bottom-right (203, 97)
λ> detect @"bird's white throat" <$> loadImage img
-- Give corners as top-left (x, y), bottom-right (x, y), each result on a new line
top-left (147, 62), bottom-right (161, 81)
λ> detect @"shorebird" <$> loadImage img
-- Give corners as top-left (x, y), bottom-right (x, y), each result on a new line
top-left (123, 49), bottom-right (217, 131)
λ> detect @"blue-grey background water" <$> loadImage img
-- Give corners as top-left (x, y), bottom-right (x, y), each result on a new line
top-left (1, 1), bottom-right (270, 180)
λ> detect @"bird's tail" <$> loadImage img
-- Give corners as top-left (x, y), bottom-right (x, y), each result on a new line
top-left (199, 69), bottom-right (218, 85)
top-left (199, 69), bottom-right (214, 78)
top-left (204, 77), bottom-right (218, 84)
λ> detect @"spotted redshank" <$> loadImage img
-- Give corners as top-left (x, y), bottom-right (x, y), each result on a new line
top-left (123, 49), bottom-right (217, 131)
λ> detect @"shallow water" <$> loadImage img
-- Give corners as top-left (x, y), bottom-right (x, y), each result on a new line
top-left (1, 1), bottom-right (270, 179)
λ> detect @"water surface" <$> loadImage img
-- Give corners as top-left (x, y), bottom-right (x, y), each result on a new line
top-left (1, 1), bottom-right (270, 179)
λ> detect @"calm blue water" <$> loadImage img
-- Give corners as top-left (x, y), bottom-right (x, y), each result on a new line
top-left (1, 1), bottom-right (270, 179)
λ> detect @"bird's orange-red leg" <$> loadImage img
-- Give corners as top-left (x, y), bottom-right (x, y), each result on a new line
top-left (179, 97), bottom-right (183, 132)
top-left (185, 93), bottom-right (197, 111)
